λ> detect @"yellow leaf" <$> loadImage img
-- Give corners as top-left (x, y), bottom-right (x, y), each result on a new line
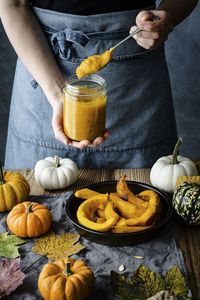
top-left (32, 232), bottom-right (85, 261)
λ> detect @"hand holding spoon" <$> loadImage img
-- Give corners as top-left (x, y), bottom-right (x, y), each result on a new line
top-left (76, 15), bottom-right (160, 79)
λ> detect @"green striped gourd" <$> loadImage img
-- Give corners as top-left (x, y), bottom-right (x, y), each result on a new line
top-left (172, 182), bottom-right (200, 225)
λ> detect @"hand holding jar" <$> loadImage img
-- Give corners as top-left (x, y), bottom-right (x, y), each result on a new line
top-left (62, 74), bottom-right (109, 148)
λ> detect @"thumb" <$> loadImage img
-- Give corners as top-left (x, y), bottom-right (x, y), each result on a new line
top-left (51, 114), bottom-right (69, 145)
top-left (136, 10), bottom-right (155, 28)
top-left (54, 127), bottom-right (69, 145)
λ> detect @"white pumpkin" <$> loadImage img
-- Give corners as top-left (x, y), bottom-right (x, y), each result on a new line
top-left (150, 138), bottom-right (198, 193)
top-left (34, 156), bottom-right (78, 190)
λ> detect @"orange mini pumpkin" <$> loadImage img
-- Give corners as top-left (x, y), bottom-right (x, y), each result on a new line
top-left (7, 201), bottom-right (52, 238)
top-left (38, 258), bottom-right (95, 300)
top-left (0, 163), bottom-right (30, 212)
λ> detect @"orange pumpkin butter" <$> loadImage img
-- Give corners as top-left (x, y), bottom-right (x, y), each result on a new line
top-left (38, 258), bottom-right (95, 300)
top-left (7, 201), bottom-right (52, 238)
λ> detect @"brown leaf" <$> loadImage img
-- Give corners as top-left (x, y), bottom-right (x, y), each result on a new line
top-left (0, 258), bottom-right (26, 299)
top-left (32, 232), bottom-right (85, 261)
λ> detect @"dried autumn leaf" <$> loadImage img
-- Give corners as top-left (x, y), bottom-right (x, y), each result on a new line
top-left (32, 232), bottom-right (85, 261)
top-left (0, 232), bottom-right (26, 258)
top-left (131, 265), bottom-right (165, 297)
top-left (0, 258), bottom-right (26, 299)
top-left (165, 265), bottom-right (189, 298)
top-left (110, 265), bottom-right (191, 300)
top-left (110, 270), bottom-right (145, 300)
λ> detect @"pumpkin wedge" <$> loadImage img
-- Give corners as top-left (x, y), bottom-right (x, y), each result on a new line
top-left (116, 175), bottom-right (149, 208)
top-left (77, 194), bottom-right (118, 232)
top-left (125, 190), bottom-right (161, 226)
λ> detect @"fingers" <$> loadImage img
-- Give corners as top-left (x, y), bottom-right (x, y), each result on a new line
top-left (69, 137), bottom-right (102, 149)
top-left (88, 137), bottom-right (104, 148)
top-left (131, 25), bottom-right (160, 40)
top-left (70, 140), bottom-right (91, 149)
top-left (69, 129), bottom-right (110, 149)
top-left (130, 10), bottom-right (173, 49)
top-left (131, 26), bottom-right (168, 49)
top-left (135, 10), bottom-right (155, 29)
top-left (88, 129), bottom-right (110, 148)
top-left (135, 10), bottom-right (171, 31)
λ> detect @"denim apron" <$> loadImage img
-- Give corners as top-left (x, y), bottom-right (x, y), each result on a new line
top-left (5, 6), bottom-right (177, 169)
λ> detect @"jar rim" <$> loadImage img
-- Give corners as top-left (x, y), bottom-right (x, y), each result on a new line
top-left (63, 74), bottom-right (106, 97)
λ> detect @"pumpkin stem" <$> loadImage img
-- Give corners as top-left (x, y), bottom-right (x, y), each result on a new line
top-left (172, 137), bottom-right (183, 164)
top-left (63, 262), bottom-right (73, 276)
top-left (54, 156), bottom-right (60, 168)
top-left (0, 161), bottom-right (5, 184)
top-left (26, 203), bottom-right (34, 214)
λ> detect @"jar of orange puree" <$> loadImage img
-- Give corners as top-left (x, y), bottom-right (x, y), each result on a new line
top-left (63, 74), bottom-right (107, 142)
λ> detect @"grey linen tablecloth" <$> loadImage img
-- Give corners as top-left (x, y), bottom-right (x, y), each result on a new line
top-left (0, 193), bottom-right (188, 300)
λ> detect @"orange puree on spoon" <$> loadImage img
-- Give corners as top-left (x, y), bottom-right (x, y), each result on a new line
top-left (76, 49), bottom-right (113, 79)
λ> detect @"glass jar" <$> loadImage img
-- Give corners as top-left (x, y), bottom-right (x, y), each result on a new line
top-left (63, 74), bottom-right (107, 141)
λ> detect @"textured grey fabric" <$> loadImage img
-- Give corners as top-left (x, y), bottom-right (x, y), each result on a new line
top-left (0, 194), bottom-right (189, 300)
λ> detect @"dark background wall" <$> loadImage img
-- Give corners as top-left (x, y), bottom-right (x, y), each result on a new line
top-left (0, 23), bottom-right (16, 164)
top-left (165, 2), bottom-right (200, 159)
top-left (0, 3), bottom-right (200, 164)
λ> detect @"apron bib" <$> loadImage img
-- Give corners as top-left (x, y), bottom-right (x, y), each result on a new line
top-left (5, 7), bottom-right (177, 169)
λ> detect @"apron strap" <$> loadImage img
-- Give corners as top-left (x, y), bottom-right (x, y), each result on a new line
top-left (44, 26), bottom-right (90, 59)
top-left (31, 27), bottom-right (90, 88)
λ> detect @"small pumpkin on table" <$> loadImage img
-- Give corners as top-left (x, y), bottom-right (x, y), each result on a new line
top-left (34, 156), bottom-right (78, 190)
top-left (0, 161), bottom-right (30, 212)
top-left (38, 258), bottom-right (95, 300)
top-left (173, 181), bottom-right (200, 226)
top-left (7, 201), bottom-right (52, 238)
top-left (150, 137), bottom-right (198, 194)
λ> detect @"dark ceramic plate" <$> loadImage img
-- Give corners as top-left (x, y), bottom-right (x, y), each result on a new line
top-left (66, 181), bottom-right (172, 246)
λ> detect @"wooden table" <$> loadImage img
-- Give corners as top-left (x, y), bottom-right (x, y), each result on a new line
top-left (21, 168), bottom-right (200, 299)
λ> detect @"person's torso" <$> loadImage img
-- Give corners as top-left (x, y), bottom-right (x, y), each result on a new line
top-left (31, 0), bottom-right (155, 15)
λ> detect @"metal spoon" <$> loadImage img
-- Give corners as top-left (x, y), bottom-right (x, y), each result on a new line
top-left (76, 15), bottom-right (160, 78)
